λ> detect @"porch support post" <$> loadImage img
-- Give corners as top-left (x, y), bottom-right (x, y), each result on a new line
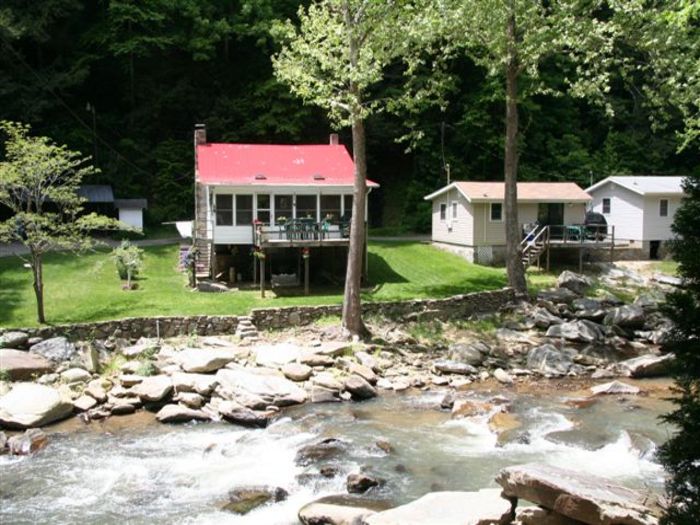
top-left (579, 248), bottom-right (584, 273)
top-left (546, 245), bottom-right (550, 272)
top-left (304, 251), bottom-right (310, 296)
top-left (253, 250), bottom-right (258, 284)
top-left (259, 254), bottom-right (265, 298)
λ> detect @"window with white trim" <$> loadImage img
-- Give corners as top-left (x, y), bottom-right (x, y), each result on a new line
top-left (296, 195), bottom-right (317, 220)
top-left (215, 194), bottom-right (233, 226)
top-left (490, 202), bottom-right (503, 222)
top-left (235, 195), bottom-right (253, 225)
top-left (440, 204), bottom-right (447, 221)
top-left (321, 195), bottom-right (341, 221)
top-left (659, 199), bottom-right (668, 217)
top-left (602, 198), bottom-right (611, 214)
top-left (452, 202), bottom-right (458, 219)
top-left (256, 194), bottom-right (270, 223)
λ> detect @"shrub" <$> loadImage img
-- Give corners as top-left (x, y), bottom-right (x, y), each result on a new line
top-left (112, 240), bottom-right (144, 289)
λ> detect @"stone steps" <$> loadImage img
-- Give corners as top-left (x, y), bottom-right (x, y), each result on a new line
top-left (235, 317), bottom-right (260, 341)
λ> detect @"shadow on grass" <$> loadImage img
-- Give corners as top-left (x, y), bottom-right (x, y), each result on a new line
top-left (0, 255), bottom-right (31, 325)
top-left (366, 251), bottom-right (408, 285)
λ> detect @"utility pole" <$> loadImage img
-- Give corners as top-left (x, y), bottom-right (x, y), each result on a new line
top-left (86, 102), bottom-right (98, 165)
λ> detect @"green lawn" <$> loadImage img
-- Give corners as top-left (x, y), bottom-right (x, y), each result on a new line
top-left (0, 241), bottom-right (554, 327)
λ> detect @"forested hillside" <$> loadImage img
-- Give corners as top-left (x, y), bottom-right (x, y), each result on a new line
top-left (1, 1), bottom-right (697, 231)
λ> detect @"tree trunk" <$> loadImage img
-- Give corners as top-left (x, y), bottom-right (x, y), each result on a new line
top-left (342, 114), bottom-right (370, 338)
top-left (504, 9), bottom-right (528, 295)
top-left (31, 249), bottom-right (46, 324)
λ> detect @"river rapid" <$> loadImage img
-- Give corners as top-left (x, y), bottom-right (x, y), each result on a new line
top-left (0, 380), bottom-right (673, 525)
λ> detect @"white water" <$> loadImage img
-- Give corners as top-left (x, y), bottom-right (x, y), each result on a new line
top-left (0, 392), bottom-right (672, 524)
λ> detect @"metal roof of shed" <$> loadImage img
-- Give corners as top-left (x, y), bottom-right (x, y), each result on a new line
top-left (586, 176), bottom-right (686, 195)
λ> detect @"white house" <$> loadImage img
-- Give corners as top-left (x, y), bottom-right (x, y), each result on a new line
top-left (585, 176), bottom-right (685, 258)
top-left (192, 124), bottom-right (378, 285)
top-left (424, 181), bottom-right (591, 264)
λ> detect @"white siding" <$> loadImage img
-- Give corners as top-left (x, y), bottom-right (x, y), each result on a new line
top-left (213, 225), bottom-right (253, 244)
top-left (642, 195), bottom-right (681, 241)
top-left (118, 208), bottom-right (143, 230)
top-left (564, 203), bottom-right (586, 224)
top-left (588, 182), bottom-right (644, 241)
top-left (430, 189), bottom-right (473, 246)
top-left (472, 202), bottom-right (538, 246)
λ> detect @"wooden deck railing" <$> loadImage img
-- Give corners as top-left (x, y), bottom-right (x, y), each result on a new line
top-left (252, 219), bottom-right (350, 246)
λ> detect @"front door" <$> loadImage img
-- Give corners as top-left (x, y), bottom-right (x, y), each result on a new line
top-left (538, 203), bottom-right (564, 226)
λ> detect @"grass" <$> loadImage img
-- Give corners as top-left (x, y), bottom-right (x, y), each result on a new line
top-left (0, 241), bottom-right (557, 328)
top-left (651, 260), bottom-right (679, 276)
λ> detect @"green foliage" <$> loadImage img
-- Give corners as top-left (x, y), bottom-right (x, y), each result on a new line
top-left (407, 320), bottom-right (445, 344)
top-left (659, 173), bottom-right (700, 524)
top-left (0, 368), bottom-right (10, 382)
top-left (135, 360), bottom-right (156, 377)
top-left (111, 240), bottom-right (144, 287)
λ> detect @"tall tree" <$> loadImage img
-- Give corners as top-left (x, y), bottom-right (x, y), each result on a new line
top-left (413, 0), bottom-right (619, 293)
top-left (0, 121), bottom-right (121, 323)
top-left (273, 0), bottom-right (407, 337)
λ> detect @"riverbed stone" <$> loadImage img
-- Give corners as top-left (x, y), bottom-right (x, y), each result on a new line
top-left (0, 383), bottom-right (73, 428)
top-left (590, 380), bottom-right (641, 395)
top-left (364, 489), bottom-right (513, 525)
top-left (546, 320), bottom-right (604, 343)
top-left (538, 288), bottom-right (579, 304)
top-left (310, 386), bottom-right (341, 403)
top-left (298, 498), bottom-right (377, 525)
top-left (313, 372), bottom-right (344, 391)
top-left (29, 337), bottom-right (78, 363)
top-left (449, 342), bottom-right (487, 366)
top-left (496, 463), bottom-right (658, 525)
top-left (526, 344), bottom-right (576, 375)
top-left (355, 351), bottom-right (379, 372)
top-left (176, 347), bottom-right (247, 373)
top-left (282, 362), bottom-right (312, 382)
top-left (174, 392), bottom-right (204, 409)
top-left (347, 472), bottom-right (381, 493)
top-left (433, 359), bottom-right (478, 376)
top-left (73, 395), bottom-right (97, 412)
top-left (171, 372), bottom-right (218, 396)
top-left (516, 506), bottom-right (585, 525)
top-left (216, 400), bottom-right (274, 427)
top-left (345, 362), bottom-right (377, 385)
top-left (131, 375), bottom-right (173, 402)
top-left (296, 438), bottom-right (348, 466)
top-left (223, 486), bottom-right (288, 514)
top-left (255, 343), bottom-right (301, 367)
top-left (604, 305), bottom-right (646, 329)
top-left (7, 428), bottom-right (48, 455)
top-left (494, 368), bottom-right (514, 385)
top-left (300, 353), bottom-right (335, 367)
top-left (0, 349), bottom-right (53, 381)
top-left (558, 271), bottom-right (593, 295)
top-left (344, 375), bottom-right (377, 400)
top-left (85, 380), bottom-right (108, 403)
top-left (452, 399), bottom-right (493, 418)
top-left (617, 354), bottom-right (674, 378)
top-left (216, 366), bottom-right (308, 406)
top-left (0, 331), bottom-right (29, 349)
top-left (60, 368), bottom-right (92, 384)
top-left (110, 401), bottom-right (137, 415)
top-left (156, 404), bottom-right (210, 423)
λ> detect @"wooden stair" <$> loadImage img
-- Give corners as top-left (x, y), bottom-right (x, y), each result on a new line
top-left (194, 182), bottom-right (212, 278)
top-left (520, 225), bottom-right (549, 270)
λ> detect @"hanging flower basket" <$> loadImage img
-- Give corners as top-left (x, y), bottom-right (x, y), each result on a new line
top-left (302, 247), bottom-right (310, 260)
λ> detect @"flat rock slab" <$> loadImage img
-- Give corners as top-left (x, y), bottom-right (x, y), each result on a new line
top-left (216, 366), bottom-right (308, 406)
top-left (617, 354), bottom-right (674, 378)
top-left (364, 489), bottom-right (513, 525)
top-left (156, 404), bottom-right (210, 423)
top-left (496, 463), bottom-right (658, 525)
top-left (171, 372), bottom-right (219, 396)
top-left (0, 383), bottom-right (73, 429)
top-left (131, 375), bottom-right (173, 402)
top-left (0, 349), bottom-right (53, 381)
top-left (175, 347), bottom-right (247, 373)
top-left (29, 337), bottom-right (77, 363)
top-left (590, 381), bottom-right (640, 396)
top-left (255, 343), bottom-right (302, 367)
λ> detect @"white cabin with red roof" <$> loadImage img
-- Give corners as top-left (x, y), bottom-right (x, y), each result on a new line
top-left (193, 124), bottom-right (377, 285)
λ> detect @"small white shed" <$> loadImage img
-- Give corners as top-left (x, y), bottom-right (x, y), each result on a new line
top-left (585, 176), bottom-right (685, 258)
top-left (114, 199), bottom-right (147, 230)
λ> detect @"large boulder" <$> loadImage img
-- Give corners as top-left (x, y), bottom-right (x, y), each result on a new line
top-left (364, 489), bottom-right (513, 525)
top-left (526, 344), bottom-right (576, 375)
top-left (344, 375), bottom-right (377, 400)
top-left (546, 320), bottom-right (604, 343)
top-left (171, 372), bottom-right (219, 396)
top-left (617, 353), bottom-right (675, 378)
top-left (0, 331), bottom-right (29, 349)
top-left (448, 342), bottom-right (487, 366)
top-left (347, 472), bottom-right (381, 493)
top-left (0, 349), bottom-right (53, 381)
top-left (131, 375), bottom-right (173, 402)
top-left (156, 404), bottom-right (210, 424)
top-left (296, 438), bottom-right (349, 466)
top-left (281, 362), bottom-right (312, 382)
top-left (604, 305), bottom-right (646, 329)
top-left (590, 381), bottom-right (640, 396)
top-left (216, 366), bottom-right (308, 407)
top-left (557, 271), bottom-right (593, 295)
top-left (175, 346), bottom-right (247, 373)
top-left (255, 343), bottom-right (301, 367)
top-left (29, 337), bottom-right (78, 363)
top-left (0, 383), bottom-right (73, 428)
top-left (299, 496), bottom-right (380, 525)
top-left (496, 463), bottom-right (658, 525)
top-left (528, 307), bottom-right (564, 329)
top-left (216, 400), bottom-right (274, 428)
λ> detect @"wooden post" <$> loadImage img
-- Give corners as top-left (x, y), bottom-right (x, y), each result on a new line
top-left (546, 245), bottom-right (550, 272)
top-left (610, 225), bottom-right (615, 264)
top-left (253, 251), bottom-right (257, 284)
top-left (259, 255), bottom-right (265, 298)
top-left (579, 248), bottom-right (583, 273)
top-left (304, 253), bottom-right (310, 296)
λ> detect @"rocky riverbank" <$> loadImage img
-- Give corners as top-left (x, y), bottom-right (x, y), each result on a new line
top-left (0, 267), bottom-right (677, 523)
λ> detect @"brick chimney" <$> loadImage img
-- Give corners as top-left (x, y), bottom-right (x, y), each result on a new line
top-left (329, 133), bottom-right (339, 145)
top-left (194, 123), bottom-right (207, 146)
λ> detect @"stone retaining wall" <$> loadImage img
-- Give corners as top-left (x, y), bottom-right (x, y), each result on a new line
top-left (1, 288), bottom-right (515, 340)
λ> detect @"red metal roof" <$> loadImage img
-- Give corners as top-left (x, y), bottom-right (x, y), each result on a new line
top-left (196, 143), bottom-right (379, 187)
